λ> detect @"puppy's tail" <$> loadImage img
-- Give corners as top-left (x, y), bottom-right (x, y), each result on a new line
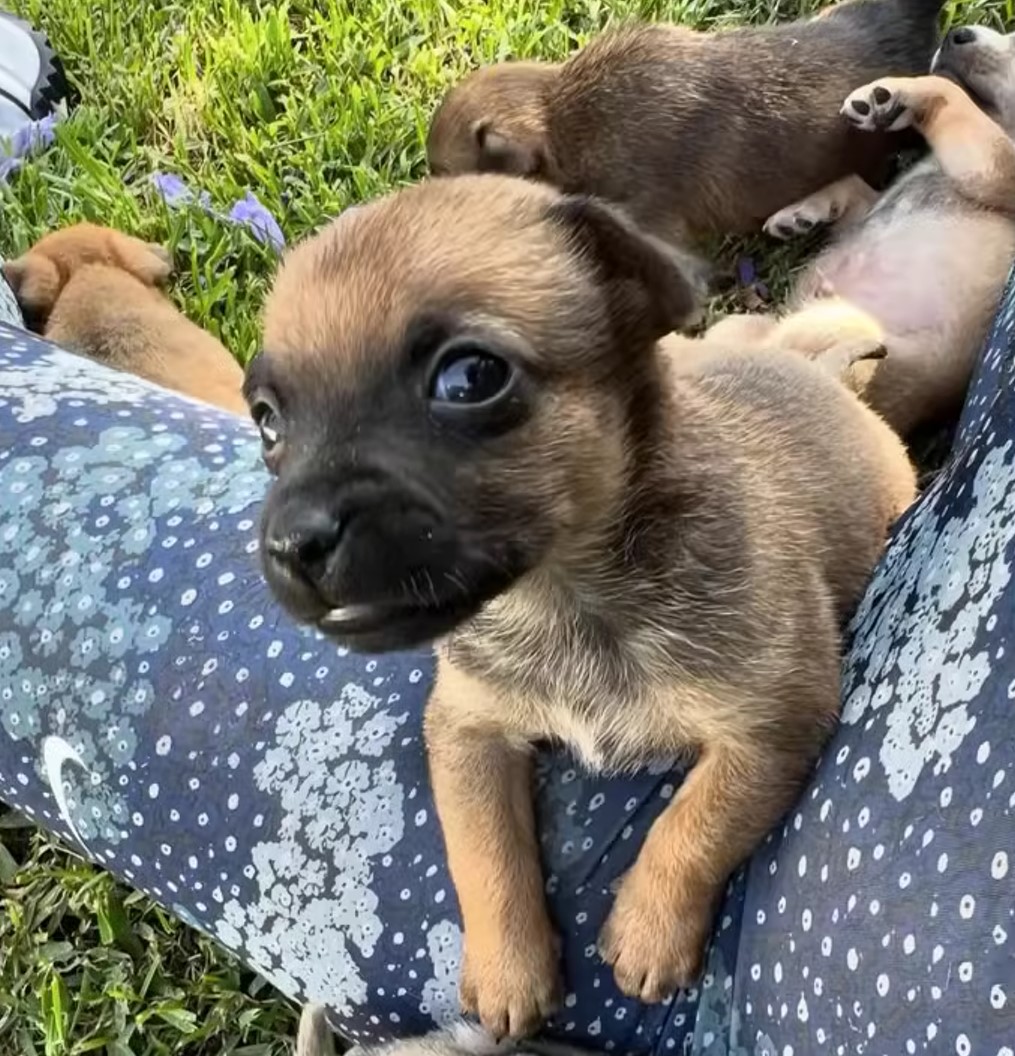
top-left (296, 1004), bottom-right (337, 1056)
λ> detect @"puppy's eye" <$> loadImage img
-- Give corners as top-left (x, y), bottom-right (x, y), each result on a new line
top-left (429, 347), bottom-right (513, 405)
top-left (251, 399), bottom-right (282, 453)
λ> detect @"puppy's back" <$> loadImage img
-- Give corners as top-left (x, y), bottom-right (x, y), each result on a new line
top-left (549, 0), bottom-right (945, 235)
top-left (45, 264), bottom-right (246, 415)
top-left (684, 349), bottom-right (916, 615)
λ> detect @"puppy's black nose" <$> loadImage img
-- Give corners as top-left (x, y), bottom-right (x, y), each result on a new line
top-left (949, 27), bottom-right (976, 45)
top-left (266, 507), bottom-right (343, 582)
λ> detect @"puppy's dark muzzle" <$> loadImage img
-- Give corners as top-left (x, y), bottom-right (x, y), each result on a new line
top-left (932, 27), bottom-right (995, 108)
top-left (264, 505), bottom-right (344, 594)
top-left (259, 480), bottom-right (488, 652)
top-left (944, 26), bottom-right (977, 48)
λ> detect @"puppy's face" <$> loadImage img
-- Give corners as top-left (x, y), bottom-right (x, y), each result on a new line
top-left (2, 223), bottom-right (173, 332)
top-left (427, 62), bottom-right (560, 179)
top-left (251, 176), bottom-right (699, 652)
top-left (933, 25), bottom-right (1015, 133)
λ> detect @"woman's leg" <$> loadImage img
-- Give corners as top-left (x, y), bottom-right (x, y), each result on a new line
top-left (709, 267), bottom-right (1015, 1055)
top-left (0, 255), bottom-right (24, 326)
top-left (0, 321), bottom-right (715, 1054)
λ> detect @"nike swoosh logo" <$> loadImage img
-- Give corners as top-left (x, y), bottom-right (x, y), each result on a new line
top-left (41, 734), bottom-right (91, 850)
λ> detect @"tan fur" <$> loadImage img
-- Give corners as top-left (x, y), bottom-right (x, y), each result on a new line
top-left (296, 1005), bottom-right (336, 1056)
top-left (427, 1), bottom-right (944, 245)
top-left (759, 49), bottom-right (1015, 435)
top-left (5, 224), bottom-right (246, 415)
top-left (256, 175), bottom-right (916, 1038)
top-left (344, 1021), bottom-right (594, 1056)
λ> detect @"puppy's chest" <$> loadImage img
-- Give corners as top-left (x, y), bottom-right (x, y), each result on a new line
top-left (527, 695), bottom-right (669, 773)
top-left (454, 627), bottom-right (693, 773)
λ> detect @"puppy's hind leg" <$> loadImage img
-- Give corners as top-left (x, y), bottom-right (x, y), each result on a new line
top-left (763, 298), bottom-right (887, 394)
top-left (842, 75), bottom-right (1015, 211)
top-left (813, 336), bottom-right (886, 387)
top-left (764, 174), bottom-right (879, 241)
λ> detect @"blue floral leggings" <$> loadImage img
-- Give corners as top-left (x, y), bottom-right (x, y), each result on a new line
top-left (0, 266), bottom-right (1012, 1055)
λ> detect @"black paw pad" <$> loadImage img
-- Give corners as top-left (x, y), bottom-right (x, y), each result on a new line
top-left (798, 217), bottom-right (814, 230)
top-left (873, 86), bottom-right (891, 105)
top-left (852, 99), bottom-right (871, 116)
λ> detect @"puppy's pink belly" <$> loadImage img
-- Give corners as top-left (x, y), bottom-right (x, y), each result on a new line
top-left (813, 242), bottom-right (961, 336)
top-left (810, 213), bottom-right (1015, 336)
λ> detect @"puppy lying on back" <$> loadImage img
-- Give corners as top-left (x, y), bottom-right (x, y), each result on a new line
top-left (252, 176), bottom-right (916, 1036)
top-left (428, 0), bottom-right (944, 245)
top-left (2, 223), bottom-right (246, 415)
top-left (753, 25), bottom-right (1015, 436)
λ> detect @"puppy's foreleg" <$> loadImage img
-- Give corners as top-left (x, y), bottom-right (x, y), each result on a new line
top-left (599, 625), bottom-right (839, 1005)
top-left (425, 660), bottom-right (559, 1039)
top-left (843, 75), bottom-right (1015, 211)
top-left (599, 737), bottom-right (824, 1001)
top-left (764, 174), bottom-right (879, 240)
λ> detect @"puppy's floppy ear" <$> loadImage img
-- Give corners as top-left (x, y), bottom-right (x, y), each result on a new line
top-left (114, 236), bottom-right (174, 287)
top-left (2, 258), bottom-right (26, 296)
top-left (546, 195), bottom-right (706, 341)
top-left (3, 254), bottom-right (62, 330)
top-left (473, 119), bottom-right (545, 177)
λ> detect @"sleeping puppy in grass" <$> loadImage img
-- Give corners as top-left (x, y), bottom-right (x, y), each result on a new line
top-left (427, 0), bottom-right (945, 249)
top-left (2, 223), bottom-right (247, 414)
top-left (748, 24), bottom-right (1015, 436)
top-left (250, 175), bottom-right (916, 1037)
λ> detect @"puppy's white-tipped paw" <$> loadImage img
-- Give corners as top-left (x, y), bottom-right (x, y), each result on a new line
top-left (841, 82), bottom-right (914, 133)
top-left (764, 201), bottom-right (831, 240)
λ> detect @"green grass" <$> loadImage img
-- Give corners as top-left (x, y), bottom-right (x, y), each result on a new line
top-left (0, 0), bottom-right (1011, 1053)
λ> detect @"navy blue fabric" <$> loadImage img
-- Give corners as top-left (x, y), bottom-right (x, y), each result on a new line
top-left (0, 267), bottom-right (1012, 1054)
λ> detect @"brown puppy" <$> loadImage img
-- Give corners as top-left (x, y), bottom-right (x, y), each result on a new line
top-left (427, 0), bottom-right (944, 245)
top-left (756, 26), bottom-right (1015, 435)
top-left (2, 223), bottom-right (247, 415)
top-left (251, 175), bottom-right (916, 1037)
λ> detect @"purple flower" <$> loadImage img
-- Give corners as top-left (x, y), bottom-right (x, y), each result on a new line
top-left (0, 156), bottom-right (22, 182)
top-left (151, 171), bottom-right (194, 207)
top-left (227, 190), bottom-right (285, 251)
top-left (148, 174), bottom-right (285, 251)
top-left (0, 114), bottom-right (59, 184)
top-left (13, 113), bottom-right (58, 155)
top-left (735, 256), bottom-right (757, 286)
top-left (150, 171), bottom-right (211, 211)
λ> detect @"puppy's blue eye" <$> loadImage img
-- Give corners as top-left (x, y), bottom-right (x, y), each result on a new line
top-left (430, 351), bottom-right (512, 404)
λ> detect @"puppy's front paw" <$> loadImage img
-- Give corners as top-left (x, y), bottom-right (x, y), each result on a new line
top-left (460, 927), bottom-right (560, 1039)
top-left (599, 868), bottom-right (714, 1002)
top-left (841, 80), bottom-right (915, 133)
